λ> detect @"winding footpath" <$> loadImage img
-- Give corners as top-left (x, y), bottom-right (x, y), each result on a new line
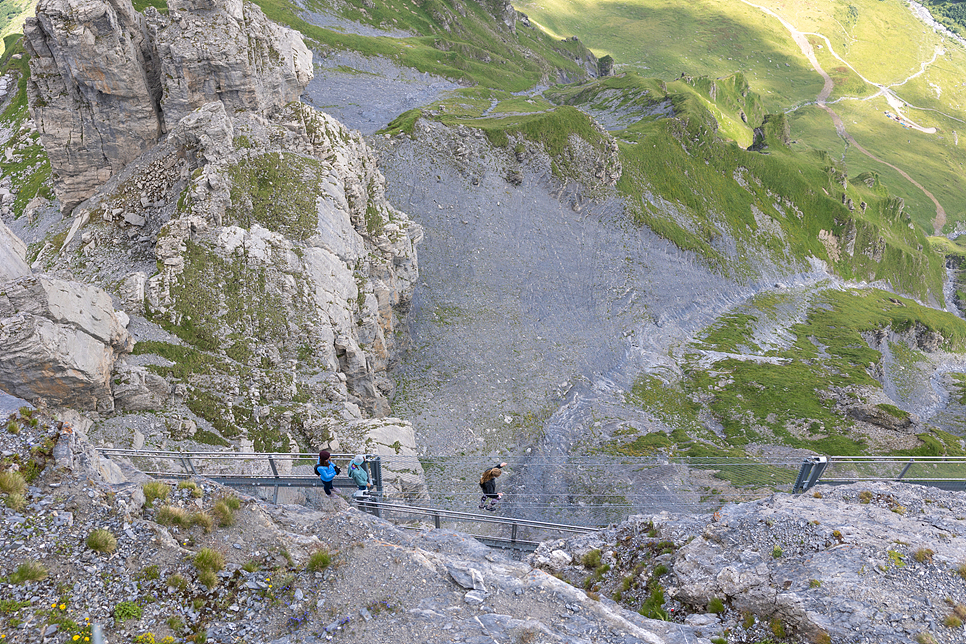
top-left (739, 0), bottom-right (948, 233)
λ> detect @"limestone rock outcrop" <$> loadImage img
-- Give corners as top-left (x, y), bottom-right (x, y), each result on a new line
top-left (531, 481), bottom-right (966, 644)
top-left (0, 275), bottom-right (133, 410)
top-left (23, 0), bottom-right (312, 213)
top-left (0, 219), bottom-right (30, 281)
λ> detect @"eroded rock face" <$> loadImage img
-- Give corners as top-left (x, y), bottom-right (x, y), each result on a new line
top-left (23, 0), bottom-right (312, 213)
top-left (0, 219), bottom-right (30, 281)
top-left (150, 0), bottom-right (312, 128)
top-left (0, 276), bottom-right (133, 410)
top-left (140, 102), bottom-right (420, 419)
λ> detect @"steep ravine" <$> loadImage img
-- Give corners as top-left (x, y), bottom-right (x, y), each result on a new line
top-left (373, 121), bottom-right (834, 522)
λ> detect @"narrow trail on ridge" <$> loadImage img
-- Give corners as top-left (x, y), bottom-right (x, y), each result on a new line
top-left (739, 0), bottom-right (948, 233)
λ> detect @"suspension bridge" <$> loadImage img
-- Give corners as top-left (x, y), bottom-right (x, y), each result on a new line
top-left (98, 448), bottom-right (966, 551)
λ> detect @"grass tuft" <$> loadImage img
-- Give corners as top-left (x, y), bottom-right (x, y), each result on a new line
top-left (86, 528), bottom-right (118, 554)
top-left (307, 548), bottom-right (332, 573)
top-left (0, 469), bottom-right (26, 496)
top-left (10, 560), bottom-right (47, 583)
top-left (143, 481), bottom-right (171, 508)
top-left (194, 548), bottom-right (225, 572)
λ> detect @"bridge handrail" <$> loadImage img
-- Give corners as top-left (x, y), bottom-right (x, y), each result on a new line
top-left (99, 449), bottom-right (353, 460)
top-left (365, 500), bottom-right (600, 534)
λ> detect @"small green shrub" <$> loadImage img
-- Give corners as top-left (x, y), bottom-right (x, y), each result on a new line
top-left (707, 597), bottom-right (725, 613)
top-left (742, 611), bottom-right (755, 629)
top-left (167, 573), bottom-right (188, 591)
top-left (581, 549), bottom-right (602, 568)
top-left (957, 562), bottom-right (966, 579)
top-left (212, 500), bottom-right (235, 527)
top-left (770, 617), bottom-right (786, 638)
top-left (113, 601), bottom-right (142, 621)
top-left (0, 469), bottom-right (26, 496)
top-left (913, 548), bottom-right (935, 563)
top-left (943, 614), bottom-right (962, 628)
top-left (772, 545), bottom-right (783, 558)
top-left (812, 491), bottom-right (823, 498)
top-left (809, 579), bottom-right (822, 588)
top-left (859, 490), bottom-right (873, 504)
top-left (812, 631), bottom-right (832, 644)
top-left (242, 559), bottom-right (261, 573)
top-left (955, 603), bottom-right (966, 620)
top-left (86, 529), bottom-right (118, 554)
top-left (194, 548), bottom-right (225, 572)
top-left (0, 599), bottom-right (29, 614)
top-left (915, 632), bottom-right (938, 644)
top-left (307, 548), bottom-right (331, 573)
top-left (156, 506), bottom-right (190, 527)
top-left (167, 616), bottom-right (185, 632)
top-left (638, 585), bottom-right (667, 620)
top-left (711, 638), bottom-right (728, 644)
top-left (143, 481), bottom-right (170, 507)
top-left (10, 561), bottom-right (47, 583)
top-left (191, 511), bottom-right (214, 533)
top-left (4, 493), bottom-right (26, 511)
top-left (197, 569), bottom-right (218, 589)
top-left (138, 565), bottom-right (160, 581)
top-left (178, 481), bottom-right (198, 491)
top-left (6, 421), bottom-right (20, 434)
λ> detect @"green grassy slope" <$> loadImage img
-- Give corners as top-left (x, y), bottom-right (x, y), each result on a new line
top-left (610, 287), bottom-right (966, 459)
top-left (552, 73), bottom-right (945, 300)
top-left (0, 0), bottom-right (31, 59)
top-left (253, 0), bottom-right (596, 91)
top-left (518, 0), bottom-right (966, 233)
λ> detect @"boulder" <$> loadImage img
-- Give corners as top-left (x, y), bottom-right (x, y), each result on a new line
top-left (0, 219), bottom-right (30, 280)
top-left (0, 275), bottom-right (133, 410)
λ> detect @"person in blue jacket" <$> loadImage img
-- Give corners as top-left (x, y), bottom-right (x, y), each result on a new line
top-left (314, 450), bottom-right (340, 496)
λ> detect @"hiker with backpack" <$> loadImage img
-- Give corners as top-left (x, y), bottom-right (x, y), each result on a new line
top-left (347, 454), bottom-right (372, 493)
top-left (479, 462), bottom-right (508, 511)
top-left (315, 450), bottom-right (341, 496)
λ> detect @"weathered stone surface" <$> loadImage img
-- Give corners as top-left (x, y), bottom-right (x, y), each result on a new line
top-left (533, 482), bottom-right (966, 644)
top-left (24, 0), bottom-right (312, 212)
top-left (0, 313), bottom-right (117, 410)
top-left (112, 361), bottom-right (171, 411)
top-left (3, 275), bottom-right (132, 351)
top-left (150, 0), bottom-right (312, 128)
top-left (0, 218), bottom-right (30, 280)
top-left (0, 276), bottom-right (132, 410)
top-left (24, 0), bottom-right (163, 213)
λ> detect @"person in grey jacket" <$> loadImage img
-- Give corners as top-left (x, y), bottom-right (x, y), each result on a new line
top-left (478, 462), bottom-right (507, 511)
top-left (347, 455), bottom-right (372, 493)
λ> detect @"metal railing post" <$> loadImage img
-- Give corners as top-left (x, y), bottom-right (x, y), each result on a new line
top-left (793, 458), bottom-right (813, 494)
top-left (433, 511), bottom-right (441, 529)
top-left (179, 453), bottom-right (196, 476)
top-left (806, 456), bottom-right (828, 490)
top-left (511, 523), bottom-right (518, 547)
top-left (268, 456), bottom-right (279, 504)
top-left (896, 459), bottom-right (914, 481)
top-left (794, 456), bottom-right (828, 493)
top-left (370, 455), bottom-right (382, 494)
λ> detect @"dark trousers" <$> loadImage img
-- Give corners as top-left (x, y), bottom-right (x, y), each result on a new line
top-left (322, 480), bottom-right (333, 496)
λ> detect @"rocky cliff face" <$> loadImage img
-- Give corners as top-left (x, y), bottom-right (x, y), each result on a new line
top-left (23, 0), bottom-right (311, 213)
top-left (532, 480), bottom-right (966, 644)
top-left (7, 0), bottom-right (420, 454)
